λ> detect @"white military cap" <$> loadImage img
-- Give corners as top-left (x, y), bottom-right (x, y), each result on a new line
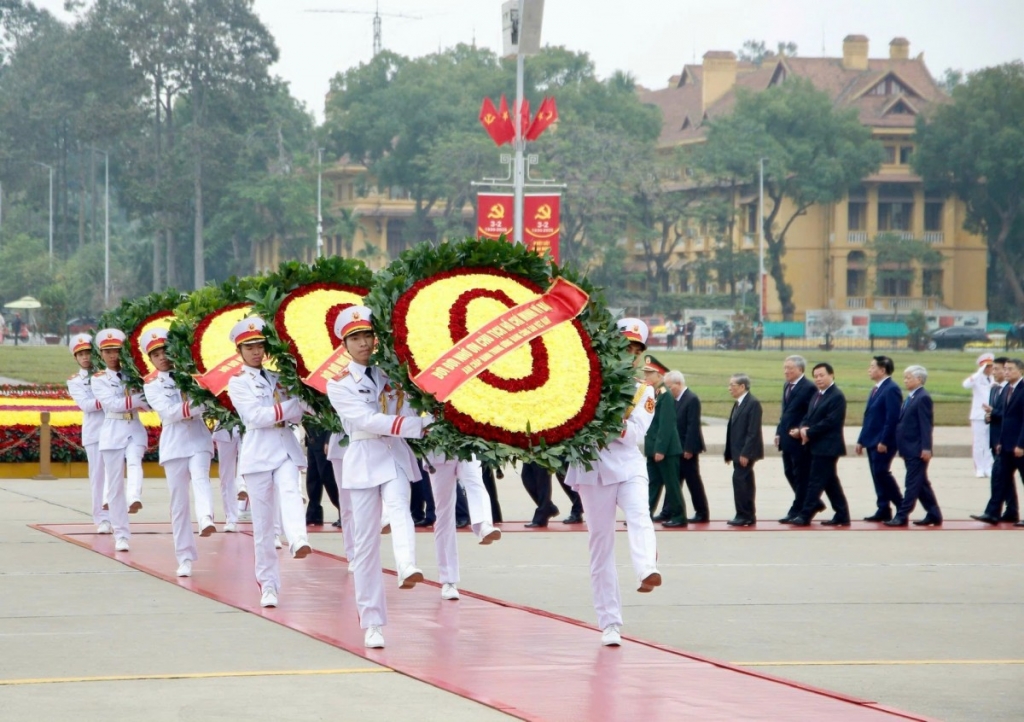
top-left (229, 316), bottom-right (267, 346)
top-left (69, 333), bottom-right (93, 355)
top-left (95, 328), bottom-right (126, 350)
top-left (334, 305), bottom-right (373, 341)
top-left (616, 317), bottom-right (649, 348)
top-left (140, 327), bottom-right (169, 355)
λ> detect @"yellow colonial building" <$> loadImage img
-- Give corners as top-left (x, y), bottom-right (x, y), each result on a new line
top-left (639, 35), bottom-right (987, 320)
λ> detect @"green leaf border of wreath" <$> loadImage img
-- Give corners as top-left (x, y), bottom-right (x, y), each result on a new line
top-left (248, 256), bottom-right (374, 434)
top-left (98, 288), bottom-right (188, 392)
top-left (368, 236), bottom-right (637, 472)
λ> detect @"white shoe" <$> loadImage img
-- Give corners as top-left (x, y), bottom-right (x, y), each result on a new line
top-left (441, 582), bottom-right (460, 600)
top-left (292, 537), bottom-right (312, 559)
top-left (199, 516), bottom-right (216, 537)
top-left (601, 624), bottom-right (622, 646)
top-left (237, 510), bottom-right (252, 522)
top-left (478, 522), bottom-right (502, 545)
top-left (114, 537), bottom-right (130, 552)
top-left (176, 560), bottom-right (192, 577)
top-left (274, 535), bottom-right (283, 549)
top-left (399, 565), bottom-right (424, 589)
top-left (364, 625), bottom-right (385, 648)
top-left (96, 521), bottom-right (112, 535)
top-left (223, 522), bottom-right (238, 533)
top-left (260, 587), bottom-right (278, 608)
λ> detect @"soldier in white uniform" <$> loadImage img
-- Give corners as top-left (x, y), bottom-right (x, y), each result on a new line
top-left (226, 317), bottom-right (312, 608)
top-left (565, 317), bottom-right (661, 647)
top-left (140, 328), bottom-right (217, 577)
top-left (425, 453), bottom-right (501, 601)
top-left (962, 353), bottom-right (995, 478)
top-left (211, 425), bottom-right (241, 531)
top-left (66, 333), bottom-right (110, 534)
top-left (326, 306), bottom-right (430, 649)
top-left (92, 328), bottom-right (150, 552)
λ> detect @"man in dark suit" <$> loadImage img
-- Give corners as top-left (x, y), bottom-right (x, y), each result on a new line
top-left (787, 362), bottom-right (851, 526)
top-left (886, 365), bottom-right (943, 526)
top-left (665, 370), bottom-right (710, 522)
top-left (855, 355), bottom-right (904, 521)
top-left (993, 358), bottom-right (1024, 527)
top-left (776, 355), bottom-right (819, 522)
top-left (644, 355), bottom-right (687, 527)
top-left (724, 373), bottom-right (764, 526)
top-left (972, 357), bottom-right (1015, 524)
top-left (521, 460), bottom-right (558, 528)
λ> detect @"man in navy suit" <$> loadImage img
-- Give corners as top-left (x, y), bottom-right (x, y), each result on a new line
top-left (787, 362), bottom-right (851, 526)
top-left (724, 373), bottom-right (764, 526)
top-left (993, 358), bottom-right (1024, 528)
top-left (886, 365), bottom-right (943, 526)
top-left (775, 355), bottom-right (820, 523)
top-left (856, 355), bottom-right (904, 521)
top-left (972, 357), bottom-right (1017, 524)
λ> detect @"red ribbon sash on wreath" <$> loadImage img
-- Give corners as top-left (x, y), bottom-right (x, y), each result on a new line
top-left (302, 347), bottom-right (353, 394)
top-left (195, 355), bottom-right (246, 396)
top-left (411, 277), bottom-right (589, 403)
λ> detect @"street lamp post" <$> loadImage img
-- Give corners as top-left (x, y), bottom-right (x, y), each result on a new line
top-left (87, 147), bottom-right (110, 306)
top-left (316, 148), bottom-right (324, 259)
top-left (33, 162), bottom-right (54, 271)
top-left (758, 157), bottom-right (767, 324)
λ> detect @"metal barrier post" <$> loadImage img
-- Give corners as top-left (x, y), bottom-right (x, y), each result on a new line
top-left (32, 411), bottom-right (58, 480)
top-left (870, 334), bottom-right (875, 352)
top-left (779, 333), bottom-right (785, 352)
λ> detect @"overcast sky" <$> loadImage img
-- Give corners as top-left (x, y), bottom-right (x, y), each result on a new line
top-left (33, 0), bottom-right (1024, 121)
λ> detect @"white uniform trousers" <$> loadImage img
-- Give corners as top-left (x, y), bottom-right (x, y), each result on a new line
top-left (100, 443), bottom-right (145, 540)
top-left (349, 467), bottom-right (417, 628)
top-left (971, 420), bottom-right (993, 476)
top-left (214, 440), bottom-right (239, 524)
top-left (243, 460), bottom-right (306, 595)
top-left (329, 459), bottom-right (356, 563)
top-left (578, 477), bottom-right (659, 630)
top-left (164, 453), bottom-right (214, 565)
top-left (429, 459), bottom-right (494, 584)
top-left (84, 442), bottom-right (108, 527)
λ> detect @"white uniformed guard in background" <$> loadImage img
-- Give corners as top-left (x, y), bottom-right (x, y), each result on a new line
top-left (140, 328), bottom-right (217, 577)
top-left (425, 453), bottom-right (501, 601)
top-left (326, 305), bottom-right (430, 649)
top-left (66, 332), bottom-right (110, 534)
top-left (226, 316), bottom-right (312, 609)
top-left (565, 317), bottom-right (661, 647)
top-left (325, 431), bottom-right (356, 564)
top-left (963, 353), bottom-right (995, 478)
top-left (211, 425), bottom-right (241, 531)
top-left (92, 327), bottom-right (149, 552)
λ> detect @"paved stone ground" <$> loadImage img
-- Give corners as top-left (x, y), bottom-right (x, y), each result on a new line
top-left (0, 456), bottom-right (1021, 722)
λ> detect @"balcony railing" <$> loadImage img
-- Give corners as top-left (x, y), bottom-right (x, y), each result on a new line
top-left (845, 297), bottom-right (868, 309)
top-left (923, 231), bottom-right (944, 245)
top-left (872, 296), bottom-right (943, 311)
top-left (847, 231), bottom-right (868, 244)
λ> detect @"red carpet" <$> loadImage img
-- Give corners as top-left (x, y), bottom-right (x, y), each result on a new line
top-left (34, 523), bottom-right (937, 722)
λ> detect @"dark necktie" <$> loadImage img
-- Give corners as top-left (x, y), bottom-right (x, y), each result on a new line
top-left (784, 382), bottom-right (792, 403)
top-left (811, 391), bottom-right (822, 410)
top-left (1007, 383), bottom-right (1016, 404)
top-left (259, 369), bottom-right (270, 384)
top-left (870, 385), bottom-right (879, 399)
top-left (365, 367), bottom-right (375, 384)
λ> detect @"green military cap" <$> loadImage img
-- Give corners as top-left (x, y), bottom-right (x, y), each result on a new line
top-left (643, 354), bottom-right (669, 374)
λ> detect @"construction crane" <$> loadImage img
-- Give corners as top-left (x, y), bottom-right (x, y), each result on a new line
top-left (306, 3), bottom-right (422, 56)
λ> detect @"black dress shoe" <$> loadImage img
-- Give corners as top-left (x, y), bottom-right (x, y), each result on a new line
top-left (652, 512), bottom-right (671, 522)
top-left (863, 512), bottom-right (892, 522)
top-left (455, 519), bottom-right (470, 529)
top-left (820, 518), bottom-right (851, 527)
top-left (884, 516), bottom-right (908, 527)
top-left (815, 501), bottom-right (827, 513)
top-left (998, 514), bottom-right (1020, 523)
top-left (912, 515), bottom-right (942, 526)
top-left (545, 504), bottom-right (560, 520)
top-left (524, 521), bottom-right (548, 528)
top-left (331, 519), bottom-right (342, 528)
top-left (688, 515), bottom-right (709, 523)
top-left (1015, 521), bottom-right (1024, 527)
top-left (726, 517), bottom-right (755, 527)
top-left (562, 513), bottom-right (584, 524)
top-left (787, 516), bottom-right (810, 526)
top-left (414, 518), bottom-right (434, 528)
top-left (662, 519), bottom-right (688, 528)
top-left (970, 513), bottom-right (999, 525)
top-left (778, 516), bottom-right (796, 524)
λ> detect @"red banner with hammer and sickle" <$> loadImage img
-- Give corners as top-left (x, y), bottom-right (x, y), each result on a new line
top-left (523, 194), bottom-right (560, 263)
top-left (477, 193), bottom-right (514, 240)
top-left (411, 277), bottom-right (589, 402)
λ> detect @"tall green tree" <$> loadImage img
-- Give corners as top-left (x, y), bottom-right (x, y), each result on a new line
top-left (913, 62), bottom-right (1024, 314)
top-left (699, 78), bottom-right (884, 319)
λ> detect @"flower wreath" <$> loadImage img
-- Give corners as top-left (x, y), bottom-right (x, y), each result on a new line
top-left (165, 276), bottom-right (271, 430)
top-left (250, 256), bottom-right (373, 433)
top-left (368, 237), bottom-right (636, 470)
top-left (97, 289), bottom-right (187, 391)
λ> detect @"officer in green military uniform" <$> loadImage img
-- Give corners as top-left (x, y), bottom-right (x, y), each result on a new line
top-left (643, 354), bottom-right (687, 527)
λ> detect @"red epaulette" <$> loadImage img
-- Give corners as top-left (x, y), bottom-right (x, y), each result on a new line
top-left (68, 373), bottom-right (79, 381)
top-left (92, 371), bottom-right (105, 378)
top-left (336, 368), bottom-right (351, 381)
top-left (142, 369), bottom-right (159, 383)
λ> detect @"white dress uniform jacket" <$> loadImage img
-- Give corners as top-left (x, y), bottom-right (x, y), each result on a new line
top-left (962, 368), bottom-right (993, 422)
top-left (326, 361), bottom-right (428, 489)
top-left (92, 369), bottom-right (149, 451)
top-left (566, 384), bottom-right (656, 488)
top-left (228, 366), bottom-right (306, 475)
top-left (144, 371), bottom-right (214, 461)
top-left (67, 369), bottom-right (104, 446)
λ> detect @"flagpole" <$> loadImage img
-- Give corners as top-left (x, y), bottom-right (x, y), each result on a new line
top-left (512, 0), bottom-right (526, 246)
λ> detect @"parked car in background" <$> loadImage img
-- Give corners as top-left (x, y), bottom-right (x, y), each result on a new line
top-left (66, 317), bottom-right (98, 335)
top-left (926, 326), bottom-right (990, 350)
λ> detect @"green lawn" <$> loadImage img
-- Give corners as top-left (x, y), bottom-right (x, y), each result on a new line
top-left (0, 344), bottom-right (981, 425)
top-left (645, 349), bottom-right (980, 426)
